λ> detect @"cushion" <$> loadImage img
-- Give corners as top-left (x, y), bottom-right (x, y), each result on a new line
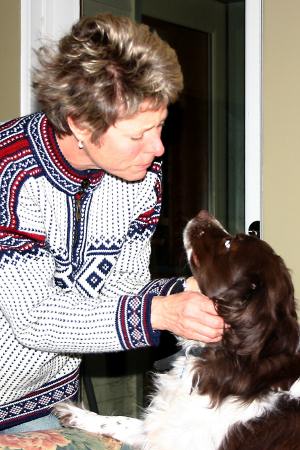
top-left (0, 427), bottom-right (124, 450)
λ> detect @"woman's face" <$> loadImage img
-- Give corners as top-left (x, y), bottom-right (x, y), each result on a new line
top-left (73, 103), bottom-right (168, 181)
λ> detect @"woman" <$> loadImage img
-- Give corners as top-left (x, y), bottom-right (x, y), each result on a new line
top-left (0, 13), bottom-right (223, 433)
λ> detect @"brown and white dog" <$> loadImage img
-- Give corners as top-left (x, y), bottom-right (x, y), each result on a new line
top-left (54, 211), bottom-right (300, 449)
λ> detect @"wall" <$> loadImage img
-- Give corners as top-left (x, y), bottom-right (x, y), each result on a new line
top-left (0, 0), bottom-right (20, 121)
top-left (262, 0), bottom-right (300, 310)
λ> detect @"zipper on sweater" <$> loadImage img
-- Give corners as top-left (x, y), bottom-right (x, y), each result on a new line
top-left (73, 178), bottom-right (90, 246)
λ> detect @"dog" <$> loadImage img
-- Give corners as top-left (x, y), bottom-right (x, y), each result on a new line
top-left (54, 210), bottom-right (300, 449)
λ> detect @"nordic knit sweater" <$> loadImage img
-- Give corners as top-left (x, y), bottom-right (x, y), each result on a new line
top-left (0, 112), bottom-right (184, 429)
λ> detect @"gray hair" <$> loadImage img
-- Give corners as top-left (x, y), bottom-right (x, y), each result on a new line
top-left (32, 13), bottom-right (183, 142)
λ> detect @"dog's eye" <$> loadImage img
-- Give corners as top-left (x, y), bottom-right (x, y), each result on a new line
top-left (244, 282), bottom-right (258, 301)
top-left (224, 239), bottom-right (231, 249)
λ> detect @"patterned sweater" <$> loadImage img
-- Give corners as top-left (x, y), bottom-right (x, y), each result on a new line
top-left (0, 112), bottom-right (184, 429)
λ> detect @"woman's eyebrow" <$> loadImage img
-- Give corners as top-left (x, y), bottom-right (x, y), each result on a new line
top-left (140, 112), bottom-right (169, 132)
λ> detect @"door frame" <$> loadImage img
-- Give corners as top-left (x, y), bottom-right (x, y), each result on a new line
top-left (245, 0), bottom-right (262, 234)
top-left (20, 0), bottom-right (80, 115)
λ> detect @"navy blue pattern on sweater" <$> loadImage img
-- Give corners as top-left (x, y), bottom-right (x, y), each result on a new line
top-left (0, 113), bottom-right (184, 429)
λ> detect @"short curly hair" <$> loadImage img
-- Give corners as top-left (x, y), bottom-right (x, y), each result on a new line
top-left (32, 13), bottom-right (183, 142)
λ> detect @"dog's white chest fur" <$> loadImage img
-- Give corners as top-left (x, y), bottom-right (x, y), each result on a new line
top-left (54, 351), bottom-right (282, 449)
top-left (54, 350), bottom-right (299, 449)
top-left (141, 354), bottom-right (274, 450)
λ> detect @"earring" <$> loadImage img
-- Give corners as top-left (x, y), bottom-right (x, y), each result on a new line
top-left (78, 140), bottom-right (84, 149)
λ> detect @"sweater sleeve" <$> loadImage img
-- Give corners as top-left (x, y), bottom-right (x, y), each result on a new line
top-left (0, 244), bottom-right (184, 353)
top-left (97, 166), bottom-right (186, 350)
top-left (115, 277), bottom-right (185, 350)
top-left (0, 168), bottom-right (185, 354)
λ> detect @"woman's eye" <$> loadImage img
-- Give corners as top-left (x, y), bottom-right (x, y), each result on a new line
top-left (131, 135), bottom-right (143, 141)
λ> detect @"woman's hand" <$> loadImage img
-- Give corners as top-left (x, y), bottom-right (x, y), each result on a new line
top-left (151, 277), bottom-right (224, 342)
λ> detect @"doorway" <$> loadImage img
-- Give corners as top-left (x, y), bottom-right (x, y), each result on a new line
top-left (138, 3), bottom-right (245, 278)
top-left (144, 16), bottom-right (211, 277)
top-left (80, 0), bottom-right (246, 415)
top-left (82, 0), bottom-right (245, 272)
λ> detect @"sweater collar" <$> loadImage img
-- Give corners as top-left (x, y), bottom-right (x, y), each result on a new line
top-left (26, 112), bottom-right (104, 194)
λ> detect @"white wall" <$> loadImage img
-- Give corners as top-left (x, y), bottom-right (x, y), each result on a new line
top-left (263, 0), bottom-right (300, 310)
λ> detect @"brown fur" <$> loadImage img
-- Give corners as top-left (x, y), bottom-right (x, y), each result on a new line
top-left (185, 210), bottom-right (300, 448)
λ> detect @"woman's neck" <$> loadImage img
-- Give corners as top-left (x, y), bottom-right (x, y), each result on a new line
top-left (56, 133), bottom-right (92, 171)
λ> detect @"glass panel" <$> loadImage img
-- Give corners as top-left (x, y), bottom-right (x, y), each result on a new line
top-left (137, 1), bottom-right (245, 276)
top-left (143, 15), bottom-right (211, 277)
top-left (227, 1), bottom-right (245, 234)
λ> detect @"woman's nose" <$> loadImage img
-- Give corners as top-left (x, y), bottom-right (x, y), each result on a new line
top-left (152, 138), bottom-right (165, 157)
top-left (145, 132), bottom-right (164, 157)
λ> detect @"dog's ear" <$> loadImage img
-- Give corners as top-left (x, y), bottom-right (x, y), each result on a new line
top-left (191, 226), bottom-right (300, 403)
top-left (261, 255), bottom-right (299, 356)
top-left (213, 275), bottom-right (268, 359)
top-left (214, 239), bottom-right (299, 362)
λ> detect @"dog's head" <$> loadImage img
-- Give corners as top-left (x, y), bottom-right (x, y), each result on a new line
top-left (184, 210), bottom-right (300, 400)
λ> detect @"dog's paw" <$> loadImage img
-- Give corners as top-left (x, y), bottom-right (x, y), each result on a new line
top-left (53, 401), bottom-right (144, 446)
top-left (97, 415), bottom-right (144, 445)
top-left (53, 401), bottom-right (103, 432)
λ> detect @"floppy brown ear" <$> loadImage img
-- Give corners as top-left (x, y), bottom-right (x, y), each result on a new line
top-left (256, 254), bottom-right (299, 355)
top-left (215, 263), bottom-right (299, 361)
top-left (194, 274), bottom-right (299, 402)
top-left (213, 277), bottom-right (268, 359)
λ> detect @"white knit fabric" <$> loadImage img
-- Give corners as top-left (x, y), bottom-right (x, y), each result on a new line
top-left (0, 113), bottom-right (184, 427)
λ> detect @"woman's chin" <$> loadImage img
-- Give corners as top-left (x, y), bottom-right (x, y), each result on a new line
top-left (119, 169), bottom-right (148, 182)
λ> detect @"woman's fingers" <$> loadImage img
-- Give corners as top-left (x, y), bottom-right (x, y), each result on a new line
top-left (151, 291), bottom-right (225, 342)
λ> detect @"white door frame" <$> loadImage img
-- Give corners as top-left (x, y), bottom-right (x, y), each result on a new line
top-left (20, 0), bottom-right (80, 115)
top-left (245, 0), bottom-right (262, 234)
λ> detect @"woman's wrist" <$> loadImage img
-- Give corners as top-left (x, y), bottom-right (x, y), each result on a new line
top-left (150, 295), bottom-right (166, 331)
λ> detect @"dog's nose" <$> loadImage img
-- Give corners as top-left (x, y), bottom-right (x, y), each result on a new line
top-left (197, 210), bottom-right (211, 220)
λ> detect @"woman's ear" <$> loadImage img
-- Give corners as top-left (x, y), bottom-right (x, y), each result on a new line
top-left (67, 116), bottom-right (90, 143)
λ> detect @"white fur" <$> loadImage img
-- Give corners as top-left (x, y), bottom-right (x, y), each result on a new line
top-left (290, 378), bottom-right (300, 396)
top-left (139, 352), bottom-right (279, 450)
top-left (54, 345), bottom-right (296, 449)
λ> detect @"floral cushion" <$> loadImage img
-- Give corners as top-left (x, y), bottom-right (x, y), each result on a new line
top-left (0, 428), bottom-right (124, 450)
